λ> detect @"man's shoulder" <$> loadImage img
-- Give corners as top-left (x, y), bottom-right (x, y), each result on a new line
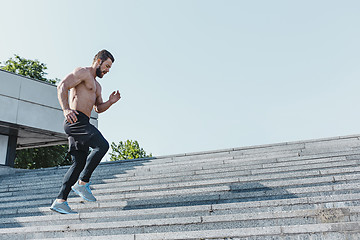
top-left (73, 67), bottom-right (92, 80)
top-left (73, 67), bottom-right (90, 75)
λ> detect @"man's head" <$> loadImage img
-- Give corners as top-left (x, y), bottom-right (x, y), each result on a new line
top-left (93, 49), bottom-right (115, 78)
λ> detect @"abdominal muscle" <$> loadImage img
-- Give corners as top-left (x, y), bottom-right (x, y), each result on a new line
top-left (69, 85), bottom-right (97, 118)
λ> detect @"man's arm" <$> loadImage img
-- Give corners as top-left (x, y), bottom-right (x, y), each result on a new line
top-left (94, 90), bottom-right (121, 113)
top-left (57, 68), bottom-right (85, 123)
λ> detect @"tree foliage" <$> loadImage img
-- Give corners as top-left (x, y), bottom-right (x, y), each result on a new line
top-left (109, 140), bottom-right (152, 161)
top-left (1, 55), bottom-right (67, 169)
top-left (15, 145), bottom-right (72, 169)
top-left (1, 54), bottom-right (58, 84)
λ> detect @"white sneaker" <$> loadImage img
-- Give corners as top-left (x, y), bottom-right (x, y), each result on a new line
top-left (50, 200), bottom-right (77, 214)
top-left (72, 182), bottom-right (96, 202)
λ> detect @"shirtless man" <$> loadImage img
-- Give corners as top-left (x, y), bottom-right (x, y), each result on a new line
top-left (50, 50), bottom-right (120, 214)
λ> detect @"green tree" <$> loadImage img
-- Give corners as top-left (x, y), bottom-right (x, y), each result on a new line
top-left (109, 140), bottom-right (152, 161)
top-left (15, 145), bottom-right (71, 169)
top-left (1, 55), bottom-right (68, 169)
top-left (1, 54), bottom-right (58, 84)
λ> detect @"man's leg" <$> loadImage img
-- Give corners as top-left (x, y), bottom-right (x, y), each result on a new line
top-left (56, 150), bottom-right (88, 201)
top-left (71, 132), bottom-right (109, 201)
top-left (80, 133), bottom-right (109, 183)
top-left (51, 150), bottom-right (88, 214)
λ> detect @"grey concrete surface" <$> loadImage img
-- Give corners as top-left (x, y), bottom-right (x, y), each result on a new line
top-left (1, 135), bottom-right (360, 238)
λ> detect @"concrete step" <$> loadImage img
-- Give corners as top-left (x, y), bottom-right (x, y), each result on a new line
top-left (2, 185), bottom-right (360, 220)
top-left (7, 158), bottom-right (360, 196)
top-left (2, 192), bottom-right (360, 227)
top-left (1, 206), bottom-right (360, 239)
top-left (2, 148), bottom-right (359, 193)
top-left (40, 222), bottom-right (360, 240)
top-left (2, 151), bottom-right (359, 192)
top-left (1, 156), bottom-right (360, 214)
top-left (1, 174), bottom-right (360, 220)
top-left (2, 161), bottom-right (359, 208)
top-left (1, 135), bottom-right (360, 239)
top-left (3, 142), bottom-right (360, 185)
top-left (3, 166), bottom-right (360, 205)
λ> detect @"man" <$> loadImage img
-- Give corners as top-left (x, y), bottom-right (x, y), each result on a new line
top-left (50, 50), bottom-right (121, 214)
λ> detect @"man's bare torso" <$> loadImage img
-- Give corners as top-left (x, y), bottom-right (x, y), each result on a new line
top-left (57, 56), bottom-right (118, 124)
top-left (69, 67), bottom-right (101, 118)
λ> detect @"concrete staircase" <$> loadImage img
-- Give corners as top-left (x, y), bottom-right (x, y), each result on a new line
top-left (1, 135), bottom-right (360, 239)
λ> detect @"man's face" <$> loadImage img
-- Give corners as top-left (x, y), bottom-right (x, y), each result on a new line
top-left (96, 58), bottom-right (113, 78)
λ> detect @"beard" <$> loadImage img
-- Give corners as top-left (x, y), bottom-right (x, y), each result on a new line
top-left (96, 66), bottom-right (103, 78)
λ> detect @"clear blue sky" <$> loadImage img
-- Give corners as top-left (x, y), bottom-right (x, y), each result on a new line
top-left (1, 0), bottom-right (360, 158)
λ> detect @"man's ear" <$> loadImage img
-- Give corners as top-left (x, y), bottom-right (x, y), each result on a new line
top-left (96, 58), bottom-right (102, 66)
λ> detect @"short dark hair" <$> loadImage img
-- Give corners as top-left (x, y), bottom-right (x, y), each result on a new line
top-left (93, 49), bottom-right (115, 64)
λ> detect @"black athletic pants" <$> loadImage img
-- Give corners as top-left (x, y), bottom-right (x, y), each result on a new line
top-left (57, 111), bottom-right (109, 200)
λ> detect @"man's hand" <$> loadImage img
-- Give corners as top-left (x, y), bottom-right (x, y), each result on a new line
top-left (64, 109), bottom-right (79, 124)
top-left (93, 91), bottom-right (121, 113)
top-left (109, 90), bottom-right (121, 104)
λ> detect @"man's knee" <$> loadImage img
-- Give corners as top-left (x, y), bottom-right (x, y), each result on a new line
top-left (98, 138), bottom-right (109, 154)
top-left (102, 139), bottom-right (110, 152)
top-left (89, 134), bottom-right (109, 154)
